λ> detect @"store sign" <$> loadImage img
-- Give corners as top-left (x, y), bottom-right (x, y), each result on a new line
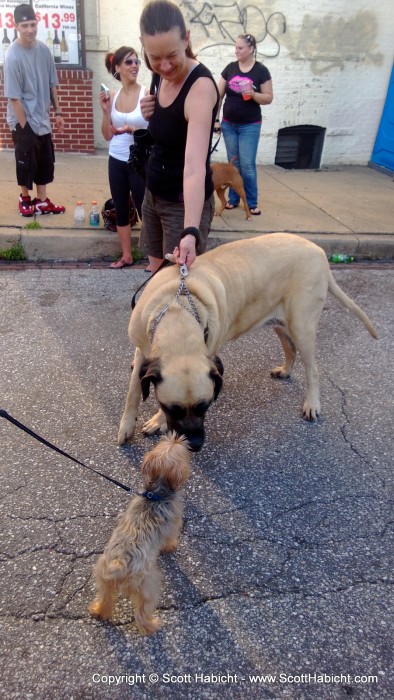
top-left (0, 0), bottom-right (82, 65)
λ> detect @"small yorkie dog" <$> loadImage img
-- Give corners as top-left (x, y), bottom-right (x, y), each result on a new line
top-left (88, 433), bottom-right (191, 634)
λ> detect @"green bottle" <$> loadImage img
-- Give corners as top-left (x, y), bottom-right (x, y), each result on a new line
top-left (329, 254), bottom-right (354, 263)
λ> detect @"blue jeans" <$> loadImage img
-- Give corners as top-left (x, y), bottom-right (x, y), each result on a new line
top-left (221, 121), bottom-right (261, 209)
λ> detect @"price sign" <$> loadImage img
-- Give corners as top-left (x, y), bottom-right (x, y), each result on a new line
top-left (0, 3), bottom-right (16, 63)
top-left (0, 0), bottom-right (82, 65)
top-left (34, 1), bottom-right (80, 64)
top-left (0, 9), bottom-right (14, 29)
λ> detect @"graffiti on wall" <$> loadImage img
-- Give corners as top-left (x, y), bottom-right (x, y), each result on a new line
top-left (180, 2), bottom-right (383, 73)
top-left (180, 1), bottom-right (286, 58)
top-left (289, 11), bottom-right (384, 74)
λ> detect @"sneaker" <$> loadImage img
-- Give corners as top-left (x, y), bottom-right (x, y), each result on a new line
top-left (19, 194), bottom-right (34, 217)
top-left (32, 197), bottom-right (65, 215)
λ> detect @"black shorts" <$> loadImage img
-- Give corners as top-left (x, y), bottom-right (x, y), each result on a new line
top-left (12, 123), bottom-right (55, 190)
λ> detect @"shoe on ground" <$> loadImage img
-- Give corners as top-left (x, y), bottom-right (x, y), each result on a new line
top-left (32, 197), bottom-right (65, 215)
top-left (19, 194), bottom-right (34, 217)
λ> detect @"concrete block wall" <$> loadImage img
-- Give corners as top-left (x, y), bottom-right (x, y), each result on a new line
top-left (1, 0), bottom-right (393, 165)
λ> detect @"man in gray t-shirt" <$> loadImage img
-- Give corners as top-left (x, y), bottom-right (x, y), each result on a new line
top-left (4, 4), bottom-right (66, 216)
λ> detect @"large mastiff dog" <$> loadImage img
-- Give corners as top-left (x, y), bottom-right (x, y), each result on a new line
top-left (118, 234), bottom-right (377, 451)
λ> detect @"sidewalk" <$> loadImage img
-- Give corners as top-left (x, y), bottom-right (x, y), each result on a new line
top-left (0, 149), bottom-right (393, 261)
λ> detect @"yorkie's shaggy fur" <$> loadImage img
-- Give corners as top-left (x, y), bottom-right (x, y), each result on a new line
top-left (88, 433), bottom-right (191, 634)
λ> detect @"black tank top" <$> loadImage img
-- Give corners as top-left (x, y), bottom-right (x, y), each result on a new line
top-left (147, 63), bottom-right (219, 202)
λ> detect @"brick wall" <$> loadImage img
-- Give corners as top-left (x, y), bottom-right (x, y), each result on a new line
top-left (0, 69), bottom-right (95, 154)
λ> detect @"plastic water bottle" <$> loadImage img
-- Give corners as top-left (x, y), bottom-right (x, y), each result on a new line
top-left (89, 201), bottom-right (100, 227)
top-left (74, 201), bottom-right (85, 226)
top-left (329, 254), bottom-right (354, 263)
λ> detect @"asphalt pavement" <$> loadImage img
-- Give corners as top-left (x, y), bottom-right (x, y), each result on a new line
top-left (1, 264), bottom-right (393, 699)
top-left (0, 150), bottom-right (393, 261)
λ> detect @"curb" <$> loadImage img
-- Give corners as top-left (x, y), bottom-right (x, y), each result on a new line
top-left (1, 226), bottom-right (394, 263)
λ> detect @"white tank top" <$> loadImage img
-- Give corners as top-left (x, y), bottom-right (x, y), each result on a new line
top-left (108, 85), bottom-right (149, 162)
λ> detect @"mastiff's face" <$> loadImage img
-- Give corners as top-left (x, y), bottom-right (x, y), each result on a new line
top-left (140, 355), bottom-right (224, 451)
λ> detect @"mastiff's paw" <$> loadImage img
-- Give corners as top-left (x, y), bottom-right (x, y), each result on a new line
top-left (270, 365), bottom-right (291, 379)
top-left (117, 416), bottom-right (137, 445)
top-left (142, 410), bottom-right (167, 435)
top-left (302, 399), bottom-right (320, 422)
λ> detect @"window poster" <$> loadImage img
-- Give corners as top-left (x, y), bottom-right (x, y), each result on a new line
top-left (0, 0), bottom-right (82, 65)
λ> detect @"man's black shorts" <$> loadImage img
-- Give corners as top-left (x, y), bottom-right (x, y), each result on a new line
top-left (12, 123), bottom-right (55, 190)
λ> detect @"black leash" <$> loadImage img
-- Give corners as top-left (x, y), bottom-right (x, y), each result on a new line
top-left (210, 134), bottom-right (221, 156)
top-left (0, 408), bottom-right (131, 493)
top-left (131, 258), bottom-right (170, 311)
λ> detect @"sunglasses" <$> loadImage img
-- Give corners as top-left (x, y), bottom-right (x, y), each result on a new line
top-left (124, 58), bottom-right (141, 66)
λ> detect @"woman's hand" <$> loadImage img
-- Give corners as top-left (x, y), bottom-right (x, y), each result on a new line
top-left (110, 124), bottom-right (135, 135)
top-left (140, 94), bottom-right (156, 120)
top-left (99, 91), bottom-right (111, 113)
top-left (243, 86), bottom-right (255, 100)
top-left (172, 234), bottom-right (197, 269)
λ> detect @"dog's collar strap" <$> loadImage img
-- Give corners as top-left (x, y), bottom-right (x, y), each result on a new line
top-left (175, 278), bottom-right (201, 325)
top-left (139, 486), bottom-right (175, 501)
top-left (139, 490), bottom-right (163, 501)
top-left (149, 303), bottom-right (170, 343)
top-left (149, 276), bottom-right (204, 344)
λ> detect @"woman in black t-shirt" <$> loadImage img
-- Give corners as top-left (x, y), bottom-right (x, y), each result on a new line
top-left (217, 34), bottom-right (273, 215)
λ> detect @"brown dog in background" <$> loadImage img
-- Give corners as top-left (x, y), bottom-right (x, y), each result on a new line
top-left (211, 156), bottom-right (251, 220)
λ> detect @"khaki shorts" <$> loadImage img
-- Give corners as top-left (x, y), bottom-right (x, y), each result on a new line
top-left (139, 189), bottom-right (215, 259)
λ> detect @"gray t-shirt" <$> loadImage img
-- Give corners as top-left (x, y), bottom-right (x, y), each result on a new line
top-left (4, 40), bottom-right (58, 135)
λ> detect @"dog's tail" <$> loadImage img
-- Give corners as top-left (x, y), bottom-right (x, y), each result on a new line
top-left (328, 272), bottom-right (378, 338)
top-left (230, 155), bottom-right (237, 166)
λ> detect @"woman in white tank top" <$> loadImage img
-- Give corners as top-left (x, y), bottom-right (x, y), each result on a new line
top-left (100, 46), bottom-right (149, 268)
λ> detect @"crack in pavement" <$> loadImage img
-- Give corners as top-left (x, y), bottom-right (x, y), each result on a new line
top-left (329, 376), bottom-right (386, 485)
top-left (1, 579), bottom-right (391, 625)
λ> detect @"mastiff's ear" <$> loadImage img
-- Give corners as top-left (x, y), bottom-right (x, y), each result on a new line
top-left (209, 354), bottom-right (224, 400)
top-left (139, 358), bottom-right (162, 401)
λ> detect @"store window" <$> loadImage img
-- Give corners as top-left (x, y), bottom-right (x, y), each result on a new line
top-left (0, 0), bottom-right (83, 67)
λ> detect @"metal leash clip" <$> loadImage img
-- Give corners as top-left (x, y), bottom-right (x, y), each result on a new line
top-left (180, 263), bottom-right (188, 278)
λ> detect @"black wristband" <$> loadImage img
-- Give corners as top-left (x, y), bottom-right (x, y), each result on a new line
top-left (180, 227), bottom-right (201, 245)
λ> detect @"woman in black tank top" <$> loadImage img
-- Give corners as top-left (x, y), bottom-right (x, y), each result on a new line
top-left (138, 0), bottom-right (219, 273)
